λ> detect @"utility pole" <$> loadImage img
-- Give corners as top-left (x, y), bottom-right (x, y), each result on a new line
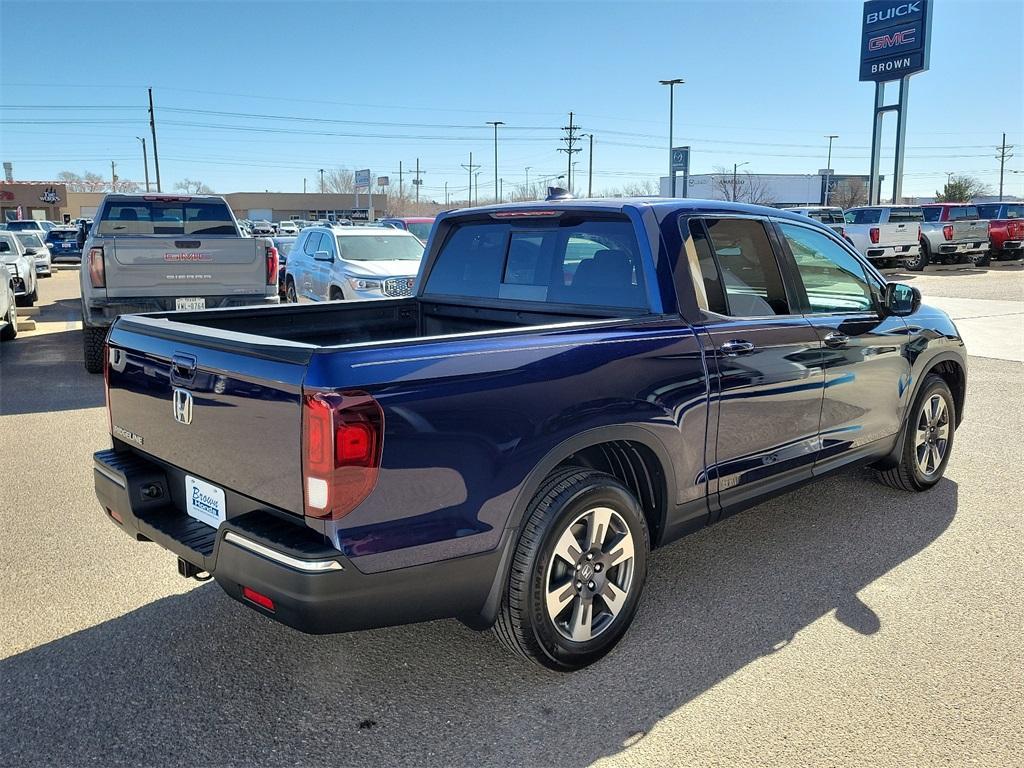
top-left (319, 168), bottom-right (325, 193)
top-left (136, 136), bottom-right (150, 192)
top-left (558, 112), bottom-right (582, 192)
top-left (499, 178), bottom-right (503, 202)
top-left (486, 120), bottom-right (504, 203)
top-left (732, 161), bottom-right (749, 202)
top-left (303, 177), bottom-right (307, 193)
top-left (444, 181), bottom-right (448, 207)
top-left (413, 158), bottom-right (425, 204)
top-left (996, 133), bottom-right (1014, 202)
top-left (584, 133), bottom-right (594, 198)
top-left (474, 172), bottom-right (482, 206)
top-left (824, 135), bottom-right (838, 206)
top-left (398, 160), bottom-right (403, 199)
top-left (147, 87), bottom-right (162, 191)
top-left (110, 161), bottom-right (118, 192)
top-left (461, 152), bottom-right (480, 206)
top-left (659, 78), bottom-right (685, 196)
top-left (524, 167), bottom-right (531, 199)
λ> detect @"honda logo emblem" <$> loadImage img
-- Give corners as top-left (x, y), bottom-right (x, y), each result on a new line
top-left (172, 388), bottom-right (193, 425)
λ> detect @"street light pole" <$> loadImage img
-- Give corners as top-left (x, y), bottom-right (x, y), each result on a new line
top-left (136, 136), bottom-right (150, 192)
top-left (319, 168), bottom-right (325, 193)
top-left (824, 134), bottom-right (838, 205)
top-left (524, 167), bottom-right (531, 199)
top-left (732, 161), bottom-right (749, 202)
top-left (583, 133), bottom-right (594, 197)
top-left (486, 121), bottom-right (504, 203)
top-left (659, 78), bottom-right (685, 196)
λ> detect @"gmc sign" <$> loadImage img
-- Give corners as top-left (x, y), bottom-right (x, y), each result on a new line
top-left (859, 0), bottom-right (931, 82)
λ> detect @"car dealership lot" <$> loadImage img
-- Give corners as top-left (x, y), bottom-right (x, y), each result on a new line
top-left (1, 266), bottom-right (1022, 767)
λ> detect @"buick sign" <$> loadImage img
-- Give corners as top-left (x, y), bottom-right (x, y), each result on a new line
top-left (859, 0), bottom-right (931, 82)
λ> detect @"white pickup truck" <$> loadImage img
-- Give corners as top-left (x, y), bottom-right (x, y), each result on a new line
top-left (842, 206), bottom-right (922, 269)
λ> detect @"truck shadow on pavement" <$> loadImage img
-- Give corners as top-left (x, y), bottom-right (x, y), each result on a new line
top-left (1, 472), bottom-right (957, 768)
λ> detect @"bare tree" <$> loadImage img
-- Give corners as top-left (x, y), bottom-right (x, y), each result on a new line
top-left (743, 172), bottom-right (774, 206)
top-left (175, 178), bottom-right (214, 194)
top-left (935, 174), bottom-right (990, 202)
top-left (324, 168), bottom-right (355, 194)
top-left (58, 169), bottom-right (138, 192)
top-left (830, 178), bottom-right (868, 209)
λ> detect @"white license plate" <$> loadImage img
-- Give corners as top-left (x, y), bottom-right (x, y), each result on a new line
top-left (185, 475), bottom-right (226, 529)
top-left (176, 297), bottom-right (206, 311)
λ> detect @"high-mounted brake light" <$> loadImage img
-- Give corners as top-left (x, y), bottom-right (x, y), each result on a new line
top-left (943, 224), bottom-right (954, 241)
top-left (302, 391), bottom-right (383, 521)
top-left (490, 210), bottom-right (563, 219)
top-left (266, 244), bottom-right (279, 286)
top-left (143, 195), bottom-right (192, 202)
top-left (869, 227), bottom-right (880, 244)
top-left (88, 246), bottom-right (105, 288)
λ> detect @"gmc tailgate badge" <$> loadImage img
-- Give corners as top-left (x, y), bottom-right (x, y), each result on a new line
top-left (172, 388), bottom-right (193, 425)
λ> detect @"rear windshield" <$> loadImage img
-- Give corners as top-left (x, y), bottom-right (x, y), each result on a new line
top-left (46, 230), bottom-right (79, 242)
top-left (947, 206), bottom-right (978, 221)
top-left (5, 221), bottom-right (41, 231)
top-left (887, 208), bottom-right (923, 222)
top-left (15, 233), bottom-right (44, 248)
top-left (336, 233), bottom-right (424, 261)
top-left (805, 209), bottom-right (845, 224)
top-left (922, 207), bottom-right (941, 222)
top-left (96, 199), bottom-right (238, 236)
top-left (845, 209), bottom-right (882, 224)
top-left (407, 222), bottom-right (433, 241)
top-left (424, 216), bottom-right (647, 310)
top-left (977, 204), bottom-right (1022, 219)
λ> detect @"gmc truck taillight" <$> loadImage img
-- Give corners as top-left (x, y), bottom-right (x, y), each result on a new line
top-left (943, 225), bottom-right (954, 241)
top-left (88, 246), bottom-right (105, 287)
top-left (266, 245), bottom-right (279, 286)
top-left (918, 225), bottom-right (922, 240)
top-left (869, 227), bottom-right (880, 244)
top-left (302, 391), bottom-right (383, 520)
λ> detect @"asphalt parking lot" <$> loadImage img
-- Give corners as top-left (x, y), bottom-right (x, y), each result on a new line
top-left (1, 264), bottom-right (1022, 767)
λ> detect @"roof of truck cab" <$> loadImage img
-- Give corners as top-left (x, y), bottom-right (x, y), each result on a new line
top-left (443, 197), bottom-right (822, 224)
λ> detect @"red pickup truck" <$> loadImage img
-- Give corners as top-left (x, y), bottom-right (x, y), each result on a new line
top-left (976, 203), bottom-right (1024, 260)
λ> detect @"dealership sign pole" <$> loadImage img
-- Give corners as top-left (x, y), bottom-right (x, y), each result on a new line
top-left (860, 0), bottom-right (932, 205)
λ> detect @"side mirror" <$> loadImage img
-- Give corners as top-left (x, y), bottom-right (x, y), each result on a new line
top-left (314, 250), bottom-right (333, 262)
top-left (24, 248), bottom-right (37, 255)
top-left (884, 282), bottom-right (921, 317)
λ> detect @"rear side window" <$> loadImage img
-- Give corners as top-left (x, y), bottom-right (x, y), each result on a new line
top-left (702, 218), bottom-right (790, 317)
top-left (303, 232), bottom-right (323, 255)
top-left (96, 200), bottom-right (238, 236)
top-left (887, 208), bottom-right (923, 223)
top-left (424, 217), bottom-right (647, 310)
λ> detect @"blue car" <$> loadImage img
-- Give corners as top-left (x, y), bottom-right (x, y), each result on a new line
top-left (45, 227), bottom-right (83, 262)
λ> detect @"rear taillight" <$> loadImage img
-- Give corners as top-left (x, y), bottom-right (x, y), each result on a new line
top-left (302, 391), bottom-right (383, 520)
top-left (266, 245), bottom-right (279, 286)
top-left (943, 225), bottom-right (954, 241)
top-left (88, 246), bottom-right (105, 287)
top-left (869, 227), bottom-right (880, 244)
top-left (918, 225), bottom-right (922, 240)
top-left (103, 343), bottom-right (112, 434)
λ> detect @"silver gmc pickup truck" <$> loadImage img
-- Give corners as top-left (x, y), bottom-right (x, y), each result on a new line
top-left (80, 193), bottom-right (280, 372)
top-left (916, 203), bottom-right (990, 271)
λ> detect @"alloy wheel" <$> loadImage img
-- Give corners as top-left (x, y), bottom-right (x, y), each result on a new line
top-left (915, 394), bottom-right (950, 476)
top-left (544, 506), bottom-right (636, 643)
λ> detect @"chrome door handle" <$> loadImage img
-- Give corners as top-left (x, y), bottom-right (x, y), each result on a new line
top-left (823, 331), bottom-right (849, 348)
top-left (720, 340), bottom-right (755, 356)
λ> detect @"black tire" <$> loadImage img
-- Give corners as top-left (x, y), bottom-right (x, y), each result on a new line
top-left (877, 374), bottom-right (955, 492)
top-left (329, 286), bottom-right (343, 301)
top-left (972, 253), bottom-right (991, 268)
top-left (907, 241), bottom-right (929, 272)
top-left (493, 467), bottom-right (650, 671)
top-left (285, 277), bottom-right (298, 303)
top-left (1, 302), bottom-right (16, 341)
top-left (83, 325), bottom-right (107, 374)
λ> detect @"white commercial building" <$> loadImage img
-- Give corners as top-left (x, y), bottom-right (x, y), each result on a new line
top-left (660, 172), bottom-right (875, 208)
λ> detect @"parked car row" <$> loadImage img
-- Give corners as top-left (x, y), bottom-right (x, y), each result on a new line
top-left (784, 203), bottom-right (1022, 271)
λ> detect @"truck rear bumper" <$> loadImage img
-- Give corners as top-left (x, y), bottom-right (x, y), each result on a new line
top-left (937, 242), bottom-right (988, 255)
top-left (865, 244), bottom-right (918, 260)
top-left (93, 448), bottom-right (506, 634)
top-left (84, 294), bottom-right (279, 327)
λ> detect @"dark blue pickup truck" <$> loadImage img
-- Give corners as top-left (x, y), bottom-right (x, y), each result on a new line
top-left (94, 199), bottom-right (966, 670)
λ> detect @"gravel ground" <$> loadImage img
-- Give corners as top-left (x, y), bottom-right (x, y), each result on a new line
top-left (1, 267), bottom-right (1021, 768)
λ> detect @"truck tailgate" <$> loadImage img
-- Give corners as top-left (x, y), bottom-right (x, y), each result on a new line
top-left (952, 220), bottom-right (988, 244)
top-left (105, 236), bottom-right (265, 298)
top-left (105, 320), bottom-right (310, 516)
top-left (881, 222), bottom-right (918, 246)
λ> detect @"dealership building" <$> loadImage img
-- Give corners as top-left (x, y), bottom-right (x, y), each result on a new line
top-left (1, 180), bottom-right (387, 223)
top-left (659, 171), bottom-right (876, 207)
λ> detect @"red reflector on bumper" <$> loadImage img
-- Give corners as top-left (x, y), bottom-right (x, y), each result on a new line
top-left (242, 586), bottom-right (275, 612)
top-left (107, 507), bottom-right (123, 525)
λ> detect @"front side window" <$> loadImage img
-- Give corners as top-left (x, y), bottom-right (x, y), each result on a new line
top-left (779, 222), bottom-right (874, 314)
top-left (703, 218), bottom-right (789, 317)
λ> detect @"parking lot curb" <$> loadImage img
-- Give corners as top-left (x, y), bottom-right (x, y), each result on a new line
top-left (16, 317), bottom-right (37, 331)
top-left (19, 306), bottom-right (41, 317)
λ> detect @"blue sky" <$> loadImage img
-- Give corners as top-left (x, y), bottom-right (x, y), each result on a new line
top-left (1, 0), bottom-right (1021, 200)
